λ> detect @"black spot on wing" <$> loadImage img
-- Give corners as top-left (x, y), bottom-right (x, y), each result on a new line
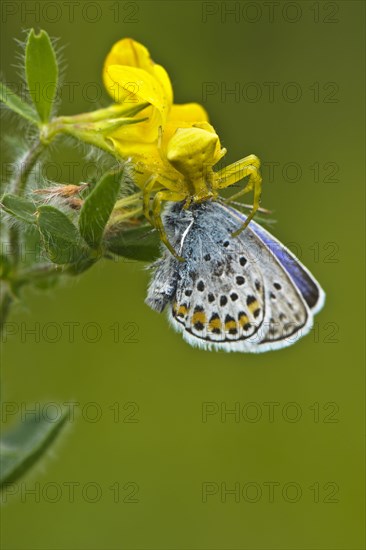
top-left (246, 295), bottom-right (256, 306)
top-left (197, 280), bottom-right (205, 291)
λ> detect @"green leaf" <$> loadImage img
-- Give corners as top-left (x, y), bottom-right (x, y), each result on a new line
top-left (0, 82), bottom-right (39, 125)
top-left (1, 194), bottom-right (36, 224)
top-left (66, 257), bottom-right (98, 275)
top-left (105, 225), bottom-right (160, 261)
top-left (0, 407), bottom-right (68, 488)
top-left (25, 29), bottom-right (58, 122)
top-left (79, 168), bottom-right (123, 249)
top-left (37, 205), bottom-right (87, 264)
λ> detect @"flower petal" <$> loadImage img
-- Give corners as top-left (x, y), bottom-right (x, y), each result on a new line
top-left (169, 103), bottom-right (209, 123)
top-left (104, 66), bottom-right (162, 110)
top-left (104, 38), bottom-right (154, 74)
top-left (103, 38), bottom-right (173, 108)
top-left (103, 67), bottom-right (166, 144)
top-left (154, 64), bottom-right (173, 106)
top-left (108, 108), bottom-right (158, 144)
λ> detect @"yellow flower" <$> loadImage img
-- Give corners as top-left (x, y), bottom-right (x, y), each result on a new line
top-left (103, 38), bottom-right (262, 260)
top-left (103, 38), bottom-right (211, 181)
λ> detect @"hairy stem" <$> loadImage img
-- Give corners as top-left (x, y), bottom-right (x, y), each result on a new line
top-left (11, 140), bottom-right (45, 196)
top-left (9, 140), bottom-right (45, 266)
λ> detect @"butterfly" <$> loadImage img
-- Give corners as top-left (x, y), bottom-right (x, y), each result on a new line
top-left (145, 200), bottom-right (325, 353)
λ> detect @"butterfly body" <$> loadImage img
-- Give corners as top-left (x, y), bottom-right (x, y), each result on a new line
top-left (146, 200), bottom-right (325, 353)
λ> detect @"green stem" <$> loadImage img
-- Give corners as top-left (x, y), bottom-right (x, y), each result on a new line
top-left (11, 140), bottom-right (45, 196)
top-left (40, 103), bottom-right (150, 155)
top-left (9, 226), bottom-right (20, 265)
top-left (0, 284), bottom-right (13, 335)
top-left (41, 120), bottom-right (118, 157)
top-left (56, 102), bottom-right (149, 124)
top-left (9, 140), bottom-right (45, 266)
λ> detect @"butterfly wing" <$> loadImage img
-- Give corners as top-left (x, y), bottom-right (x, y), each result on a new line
top-left (146, 201), bottom-right (325, 353)
top-left (171, 223), bottom-right (267, 345)
top-left (224, 203), bottom-right (326, 314)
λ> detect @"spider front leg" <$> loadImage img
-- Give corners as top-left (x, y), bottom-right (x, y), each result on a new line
top-left (143, 174), bottom-right (160, 223)
top-left (152, 190), bottom-right (186, 261)
top-left (214, 154), bottom-right (262, 236)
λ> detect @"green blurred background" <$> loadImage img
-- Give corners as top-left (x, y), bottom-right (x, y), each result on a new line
top-left (1, 1), bottom-right (365, 548)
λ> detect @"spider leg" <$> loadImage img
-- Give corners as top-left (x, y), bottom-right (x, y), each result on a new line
top-left (214, 154), bottom-right (262, 236)
top-left (142, 174), bottom-right (160, 223)
top-left (151, 190), bottom-right (186, 261)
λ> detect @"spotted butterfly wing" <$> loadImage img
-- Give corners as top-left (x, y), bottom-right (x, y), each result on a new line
top-left (146, 201), bottom-right (325, 353)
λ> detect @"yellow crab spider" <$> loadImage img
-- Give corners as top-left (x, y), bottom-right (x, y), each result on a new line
top-left (142, 124), bottom-right (262, 260)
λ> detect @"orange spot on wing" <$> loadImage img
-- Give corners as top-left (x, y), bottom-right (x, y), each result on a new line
top-left (225, 320), bottom-right (237, 331)
top-left (192, 311), bottom-right (206, 325)
top-left (238, 312), bottom-right (249, 327)
top-left (248, 300), bottom-right (259, 314)
top-left (177, 304), bottom-right (189, 318)
top-left (208, 317), bottom-right (221, 331)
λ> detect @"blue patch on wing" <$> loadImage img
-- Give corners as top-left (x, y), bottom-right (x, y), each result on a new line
top-left (225, 205), bottom-right (321, 310)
